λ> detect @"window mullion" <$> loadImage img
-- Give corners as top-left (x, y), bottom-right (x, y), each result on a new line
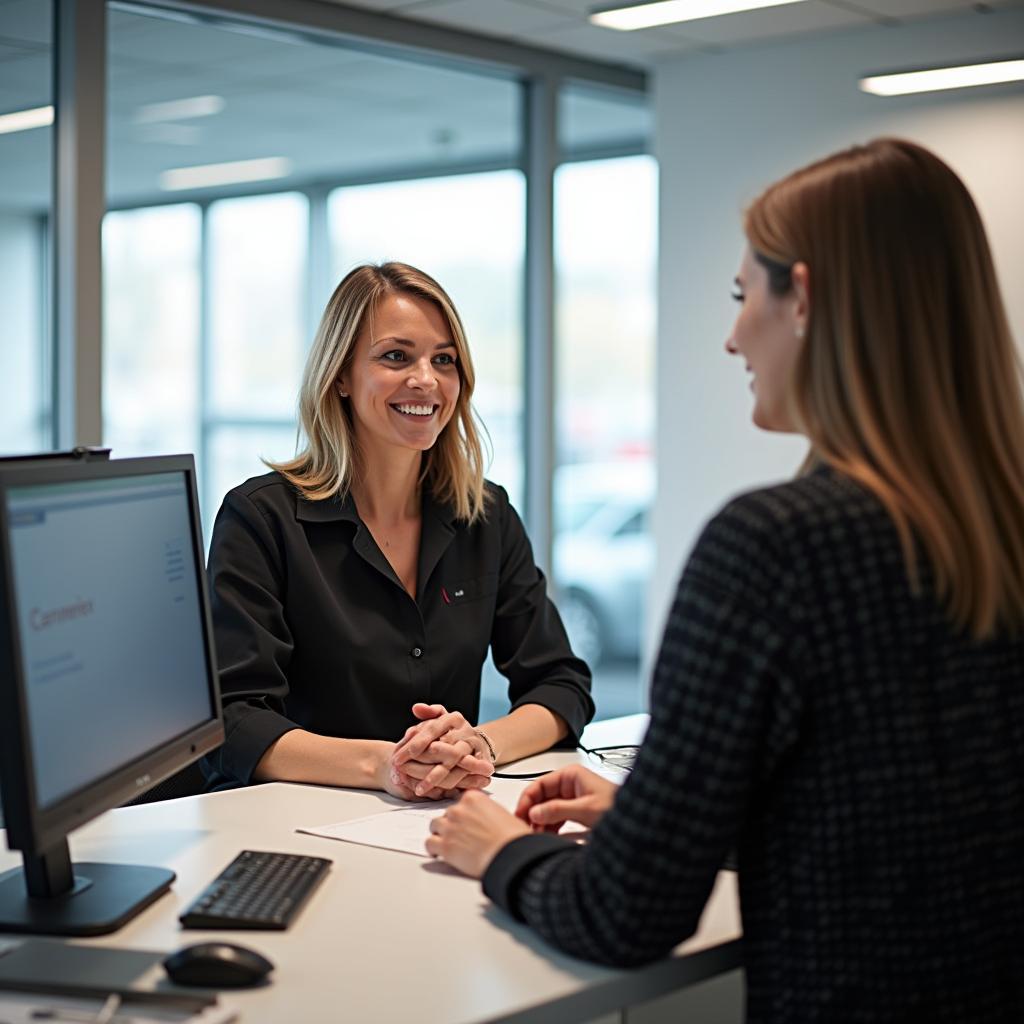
top-left (523, 73), bottom-right (557, 576)
top-left (53, 0), bottom-right (105, 447)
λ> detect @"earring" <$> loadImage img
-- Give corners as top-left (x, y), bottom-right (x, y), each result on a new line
top-left (338, 387), bottom-right (348, 398)
top-left (795, 326), bottom-right (805, 339)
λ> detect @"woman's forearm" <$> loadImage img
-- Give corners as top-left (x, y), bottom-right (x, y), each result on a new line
top-left (479, 704), bottom-right (568, 766)
top-left (252, 728), bottom-right (393, 789)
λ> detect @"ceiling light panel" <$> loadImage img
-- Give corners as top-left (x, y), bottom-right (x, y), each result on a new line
top-left (836, 0), bottom-right (980, 15)
top-left (590, 0), bottom-right (809, 31)
top-left (860, 58), bottom-right (1024, 96)
top-left (663, 1), bottom-right (866, 44)
top-left (159, 156), bottom-right (292, 191)
top-left (134, 95), bottom-right (225, 124)
top-left (0, 105), bottom-right (54, 135)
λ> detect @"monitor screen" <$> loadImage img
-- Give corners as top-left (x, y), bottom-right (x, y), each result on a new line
top-left (5, 471), bottom-right (214, 809)
top-left (0, 454), bottom-right (223, 936)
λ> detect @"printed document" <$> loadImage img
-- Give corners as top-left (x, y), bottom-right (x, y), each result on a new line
top-left (298, 802), bottom-right (455, 857)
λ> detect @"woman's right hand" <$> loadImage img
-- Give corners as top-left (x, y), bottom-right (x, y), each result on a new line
top-left (515, 764), bottom-right (618, 833)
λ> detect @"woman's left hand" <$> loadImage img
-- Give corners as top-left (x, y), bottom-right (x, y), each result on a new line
top-left (425, 790), bottom-right (530, 877)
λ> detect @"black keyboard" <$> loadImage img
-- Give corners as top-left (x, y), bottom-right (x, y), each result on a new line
top-left (179, 850), bottom-right (331, 930)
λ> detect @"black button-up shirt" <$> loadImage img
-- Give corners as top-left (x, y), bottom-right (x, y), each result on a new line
top-left (203, 472), bottom-right (593, 787)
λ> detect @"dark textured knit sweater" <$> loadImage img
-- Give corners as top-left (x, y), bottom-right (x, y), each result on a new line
top-left (483, 466), bottom-right (1024, 1023)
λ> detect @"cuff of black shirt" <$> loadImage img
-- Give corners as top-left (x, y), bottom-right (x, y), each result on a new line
top-left (511, 682), bottom-right (595, 747)
top-left (483, 832), bottom-right (578, 920)
top-left (219, 703), bottom-right (300, 785)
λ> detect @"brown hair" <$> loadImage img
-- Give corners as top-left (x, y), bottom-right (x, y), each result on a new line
top-left (268, 262), bottom-right (488, 522)
top-left (745, 137), bottom-right (1024, 638)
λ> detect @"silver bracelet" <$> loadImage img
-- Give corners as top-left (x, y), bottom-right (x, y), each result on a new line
top-left (475, 729), bottom-right (497, 764)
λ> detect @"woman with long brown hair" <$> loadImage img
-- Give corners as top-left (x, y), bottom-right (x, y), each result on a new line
top-left (204, 262), bottom-right (593, 798)
top-left (427, 139), bottom-right (1024, 1021)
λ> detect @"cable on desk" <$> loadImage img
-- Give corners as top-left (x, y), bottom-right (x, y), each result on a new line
top-left (493, 768), bottom-right (551, 779)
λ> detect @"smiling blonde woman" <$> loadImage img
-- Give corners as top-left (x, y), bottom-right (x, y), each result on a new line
top-left (203, 262), bottom-right (593, 799)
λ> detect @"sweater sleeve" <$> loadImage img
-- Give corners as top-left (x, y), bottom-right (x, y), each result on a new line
top-left (481, 504), bottom-right (805, 965)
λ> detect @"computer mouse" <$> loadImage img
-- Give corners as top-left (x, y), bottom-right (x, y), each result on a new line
top-left (162, 941), bottom-right (274, 988)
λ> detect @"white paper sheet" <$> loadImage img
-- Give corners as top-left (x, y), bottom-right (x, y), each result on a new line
top-left (298, 796), bottom-right (594, 858)
top-left (297, 802), bottom-right (455, 857)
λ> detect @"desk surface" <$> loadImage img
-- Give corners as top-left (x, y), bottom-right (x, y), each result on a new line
top-left (0, 716), bottom-right (741, 1024)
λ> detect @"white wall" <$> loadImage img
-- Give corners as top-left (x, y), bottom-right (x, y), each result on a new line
top-left (646, 7), bottom-right (1024, 668)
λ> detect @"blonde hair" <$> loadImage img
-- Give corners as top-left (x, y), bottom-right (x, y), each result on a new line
top-left (268, 262), bottom-right (488, 523)
top-left (745, 137), bottom-right (1024, 639)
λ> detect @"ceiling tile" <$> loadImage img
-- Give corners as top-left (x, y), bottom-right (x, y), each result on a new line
top-left (824, 0), bottom-right (977, 17)
top-left (399, 0), bottom-right (577, 36)
top-left (320, 0), bottom-right (425, 9)
top-left (0, 129), bottom-right (50, 211)
top-left (109, 14), bottom-right (283, 67)
top-left (664, 1), bottom-right (871, 45)
top-left (0, 47), bottom-right (49, 108)
top-left (534, 21), bottom-right (701, 62)
top-left (0, 38), bottom-right (34, 64)
top-left (0, 0), bottom-right (51, 47)
top-left (561, 85), bottom-right (652, 150)
top-left (516, 0), bottom-right (605, 12)
top-left (508, 0), bottom-right (587, 13)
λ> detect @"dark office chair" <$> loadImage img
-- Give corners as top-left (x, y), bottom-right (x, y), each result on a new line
top-left (124, 760), bottom-right (208, 805)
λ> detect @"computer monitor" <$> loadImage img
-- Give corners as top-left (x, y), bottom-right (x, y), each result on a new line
top-left (0, 454), bottom-right (223, 935)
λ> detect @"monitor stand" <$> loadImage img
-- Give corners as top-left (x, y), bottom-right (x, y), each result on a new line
top-left (0, 838), bottom-right (174, 936)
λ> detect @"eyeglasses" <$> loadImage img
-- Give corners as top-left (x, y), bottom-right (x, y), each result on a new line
top-left (494, 743), bottom-right (641, 781)
top-left (582, 744), bottom-right (639, 771)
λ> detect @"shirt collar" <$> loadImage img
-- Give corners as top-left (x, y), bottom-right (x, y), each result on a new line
top-left (294, 485), bottom-right (459, 600)
top-left (294, 486), bottom-right (459, 529)
top-left (294, 488), bottom-right (359, 524)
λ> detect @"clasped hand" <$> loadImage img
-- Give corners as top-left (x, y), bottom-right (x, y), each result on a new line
top-left (386, 702), bottom-right (495, 800)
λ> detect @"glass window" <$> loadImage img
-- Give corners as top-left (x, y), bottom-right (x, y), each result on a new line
top-left (207, 193), bottom-right (308, 420)
top-left (559, 82), bottom-right (652, 160)
top-left (105, 10), bottom-right (520, 203)
top-left (0, 0), bottom-right (52, 453)
top-left (205, 424), bottom-right (300, 526)
top-left (553, 155), bottom-right (658, 719)
top-left (105, 6), bottom-right (523, 537)
top-left (614, 510), bottom-right (646, 538)
top-left (204, 192), bottom-right (308, 524)
top-left (103, 205), bottom-right (201, 460)
top-left (328, 171), bottom-right (526, 509)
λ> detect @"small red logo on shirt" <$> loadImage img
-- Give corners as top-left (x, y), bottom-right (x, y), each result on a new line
top-left (441, 586), bottom-right (451, 605)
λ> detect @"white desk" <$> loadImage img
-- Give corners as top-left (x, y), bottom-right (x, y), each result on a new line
top-left (0, 716), bottom-right (742, 1023)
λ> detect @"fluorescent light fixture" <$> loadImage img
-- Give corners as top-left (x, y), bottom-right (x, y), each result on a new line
top-left (860, 58), bottom-right (1024, 96)
top-left (590, 0), bottom-right (806, 31)
top-left (0, 105), bottom-right (54, 136)
top-left (134, 95), bottom-right (225, 124)
top-left (136, 123), bottom-right (203, 146)
top-left (160, 156), bottom-right (292, 191)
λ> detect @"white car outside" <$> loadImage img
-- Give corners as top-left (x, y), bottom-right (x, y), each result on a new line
top-left (553, 460), bottom-right (653, 667)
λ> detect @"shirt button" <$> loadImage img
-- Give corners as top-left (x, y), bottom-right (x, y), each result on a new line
top-left (411, 647), bottom-right (423, 658)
